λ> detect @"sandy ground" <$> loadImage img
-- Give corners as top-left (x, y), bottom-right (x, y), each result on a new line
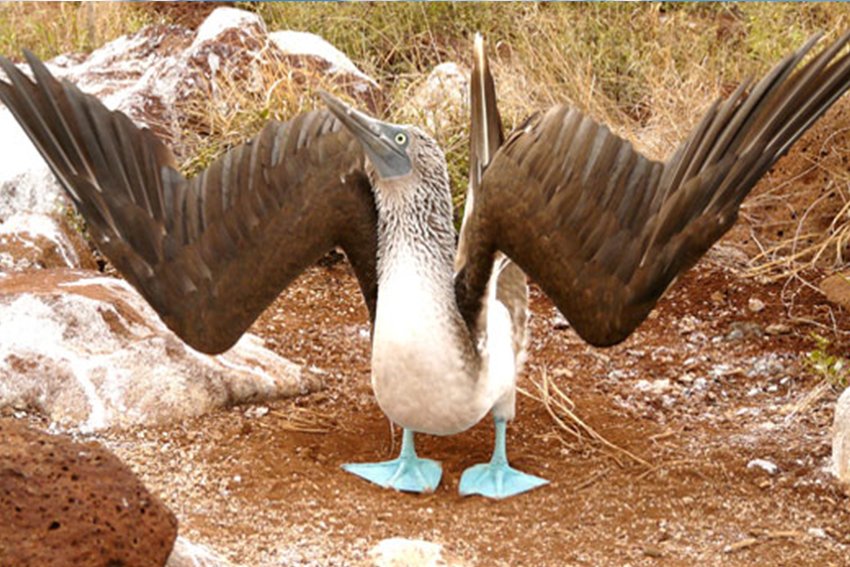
top-left (27, 254), bottom-right (842, 567)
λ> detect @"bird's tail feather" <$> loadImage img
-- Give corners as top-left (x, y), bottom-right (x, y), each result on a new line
top-left (456, 32), bottom-right (504, 271)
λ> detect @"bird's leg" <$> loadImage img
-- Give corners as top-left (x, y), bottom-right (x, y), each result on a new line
top-left (342, 428), bottom-right (442, 493)
top-left (459, 417), bottom-right (548, 499)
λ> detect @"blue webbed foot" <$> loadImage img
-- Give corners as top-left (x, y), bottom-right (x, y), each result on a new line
top-left (343, 456), bottom-right (442, 493)
top-left (459, 417), bottom-right (548, 499)
top-left (342, 428), bottom-right (442, 493)
top-left (459, 460), bottom-right (547, 499)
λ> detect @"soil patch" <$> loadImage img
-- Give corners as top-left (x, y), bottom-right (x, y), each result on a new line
top-left (9, 255), bottom-right (850, 566)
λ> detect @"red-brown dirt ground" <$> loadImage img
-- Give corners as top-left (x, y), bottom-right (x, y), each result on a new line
top-left (8, 252), bottom-right (845, 566)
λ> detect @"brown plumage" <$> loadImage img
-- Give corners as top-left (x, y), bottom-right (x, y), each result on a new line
top-left (4, 33), bottom-right (850, 498)
top-left (456, 31), bottom-right (850, 347)
top-left (0, 52), bottom-right (378, 354)
top-left (0, 31), bottom-right (849, 398)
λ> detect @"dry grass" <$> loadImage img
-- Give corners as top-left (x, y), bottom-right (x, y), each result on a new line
top-left (251, 2), bottom-right (850, 250)
top-left (5, 3), bottom-right (850, 242)
top-left (176, 49), bottom-right (357, 177)
top-left (0, 2), bottom-right (159, 61)
top-left (519, 368), bottom-right (650, 468)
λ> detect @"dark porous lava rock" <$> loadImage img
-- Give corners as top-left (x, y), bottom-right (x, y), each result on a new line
top-left (0, 419), bottom-right (177, 566)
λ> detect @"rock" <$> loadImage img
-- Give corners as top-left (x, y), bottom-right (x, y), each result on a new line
top-left (820, 272), bottom-right (850, 311)
top-left (725, 321), bottom-right (764, 341)
top-left (269, 29), bottom-right (378, 89)
top-left (551, 309), bottom-right (570, 330)
top-left (0, 24), bottom-right (195, 221)
top-left (677, 372), bottom-right (696, 385)
top-left (746, 458), bottom-right (779, 475)
top-left (0, 213), bottom-right (96, 273)
top-left (833, 387), bottom-right (850, 485)
top-left (747, 297), bottom-right (766, 313)
top-left (765, 323), bottom-right (792, 336)
top-left (166, 536), bottom-right (235, 567)
top-left (0, 419), bottom-right (177, 565)
top-left (0, 109), bottom-right (68, 221)
top-left (369, 538), bottom-right (467, 567)
top-left (244, 405), bottom-right (270, 419)
top-left (0, 269), bottom-right (323, 431)
top-left (634, 378), bottom-right (672, 395)
top-left (408, 62), bottom-right (469, 130)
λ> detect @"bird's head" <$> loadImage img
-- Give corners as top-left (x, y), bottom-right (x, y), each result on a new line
top-left (319, 91), bottom-right (448, 196)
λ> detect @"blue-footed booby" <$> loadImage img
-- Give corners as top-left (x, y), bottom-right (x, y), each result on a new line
top-left (2, 31), bottom-right (850, 499)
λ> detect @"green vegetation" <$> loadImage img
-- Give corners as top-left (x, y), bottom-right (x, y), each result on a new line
top-left (806, 333), bottom-right (849, 392)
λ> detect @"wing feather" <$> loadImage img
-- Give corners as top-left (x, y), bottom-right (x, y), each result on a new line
top-left (0, 51), bottom-right (377, 354)
top-left (457, 32), bottom-right (850, 347)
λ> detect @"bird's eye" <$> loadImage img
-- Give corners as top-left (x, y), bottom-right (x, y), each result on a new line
top-left (394, 132), bottom-right (407, 145)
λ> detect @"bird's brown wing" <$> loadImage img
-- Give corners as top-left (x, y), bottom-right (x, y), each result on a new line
top-left (0, 51), bottom-right (377, 354)
top-left (456, 32), bottom-right (850, 347)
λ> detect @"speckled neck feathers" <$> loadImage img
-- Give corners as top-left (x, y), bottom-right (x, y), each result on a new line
top-left (371, 130), bottom-right (457, 301)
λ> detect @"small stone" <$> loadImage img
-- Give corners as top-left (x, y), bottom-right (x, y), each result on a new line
top-left (807, 527), bottom-right (828, 539)
top-left (551, 310), bottom-right (570, 330)
top-left (635, 378), bottom-right (672, 395)
top-left (726, 328), bottom-right (744, 341)
top-left (678, 372), bottom-right (696, 385)
top-left (820, 272), bottom-right (850, 310)
top-left (166, 536), bottom-right (235, 567)
top-left (765, 323), bottom-right (792, 336)
top-left (747, 458), bottom-right (779, 475)
top-left (643, 546), bottom-right (664, 558)
top-left (369, 538), bottom-right (467, 567)
top-left (725, 321), bottom-right (764, 341)
top-left (552, 367), bottom-right (574, 379)
top-left (244, 405), bottom-right (270, 419)
top-left (748, 297), bottom-right (766, 313)
top-left (677, 315), bottom-right (699, 334)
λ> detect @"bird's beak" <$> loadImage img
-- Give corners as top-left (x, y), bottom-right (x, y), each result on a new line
top-left (319, 91), bottom-right (412, 179)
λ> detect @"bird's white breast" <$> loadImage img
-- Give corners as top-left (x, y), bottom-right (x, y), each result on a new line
top-left (371, 254), bottom-right (490, 435)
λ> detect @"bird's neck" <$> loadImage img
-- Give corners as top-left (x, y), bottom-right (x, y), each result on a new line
top-left (374, 180), bottom-right (457, 299)
top-left (371, 178), bottom-right (478, 365)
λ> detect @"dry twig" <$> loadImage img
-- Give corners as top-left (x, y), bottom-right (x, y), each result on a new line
top-left (519, 368), bottom-right (651, 468)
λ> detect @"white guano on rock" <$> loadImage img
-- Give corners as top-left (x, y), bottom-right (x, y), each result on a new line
top-left (0, 270), bottom-right (322, 431)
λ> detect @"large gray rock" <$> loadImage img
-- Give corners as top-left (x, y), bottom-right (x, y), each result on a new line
top-left (0, 269), bottom-right (322, 431)
top-left (0, 419), bottom-right (177, 566)
top-left (834, 387), bottom-right (850, 486)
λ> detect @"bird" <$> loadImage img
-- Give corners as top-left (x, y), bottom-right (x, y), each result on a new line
top-left (2, 30), bottom-right (850, 499)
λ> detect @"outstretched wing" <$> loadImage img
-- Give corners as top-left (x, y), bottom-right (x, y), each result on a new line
top-left (0, 51), bottom-right (377, 354)
top-left (456, 32), bottom-right (850, 347)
